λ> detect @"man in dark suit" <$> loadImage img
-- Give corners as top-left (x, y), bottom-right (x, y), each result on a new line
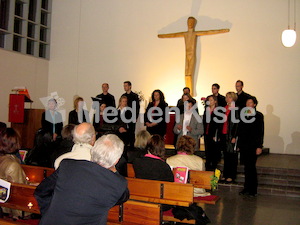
top-left (96, 83), bottom-right (116, 108)
top-left (34, 134), bottom-right (129, 225)
top-left (121, 81), bottom-right (140, 147)
top-left (235, 80), bottom-right (252, 109)
top-left (238, 96), bottom-right (264, 197)
top-left (207, 83), bottom-right (226, 107)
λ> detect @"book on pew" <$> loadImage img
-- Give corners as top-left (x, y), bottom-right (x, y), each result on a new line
top-left (173, 167), bottom-right (189, 184)
top-left (0, 179), bottom-right (11, 203)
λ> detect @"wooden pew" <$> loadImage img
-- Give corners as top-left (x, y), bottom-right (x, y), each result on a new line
top-left (127, 163), bottom-right (220, 205)
top-left (126, 177), bottom-right (194, 207)
top-left (0, 219), bottom-right (29, 225)
top-left (123, 200), bottom-right (161, 225)
top-left (21, 165), bottom-right (55, 184)
top-left (1, 182), bottom-right (40, 214)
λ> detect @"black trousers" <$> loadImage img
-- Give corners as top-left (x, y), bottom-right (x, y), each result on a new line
top-left (240, 147), bottom-right (258, 194)
top-left (204, 135), bottom-right (221, 171)
top-left (220, 135), bottom-right (238, 180)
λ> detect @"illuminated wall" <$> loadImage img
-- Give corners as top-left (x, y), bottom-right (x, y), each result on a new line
top-left (48, 0), bottom-right (300, 154)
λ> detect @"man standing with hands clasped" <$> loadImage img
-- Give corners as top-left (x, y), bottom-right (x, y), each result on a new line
top-left (238, 96), bottom-right (264, 197)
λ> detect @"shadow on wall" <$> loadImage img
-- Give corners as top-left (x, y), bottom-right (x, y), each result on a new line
top-left (285, 131), bottom-right (300, 154)
top-left (264, 105), bottom-right (284, 153)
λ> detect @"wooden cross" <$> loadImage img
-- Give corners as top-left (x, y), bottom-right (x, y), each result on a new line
top-left (158, 17), bottom-right (230, 96)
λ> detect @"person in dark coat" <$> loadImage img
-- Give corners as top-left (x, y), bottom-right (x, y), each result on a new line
top-left (95, 83), bottom-right (116, 108)
top-left (235, 80), bottom-right (252, 109)
top-left (133, 134), bottom-right (174, 182)
top-left (34, 134), bottom-right (129, 225)
top-left (121, 81), bottom-right (140, 147)
top-left (206, 83), bottom-right (226, 107)
top-left (220, 92), bottom-right (239, 183)
top-left (144, 90), bottom-right (168, 138)
top-left (238, 96), bottom-right (264, 196)
top-left (68, 97), bottom-right (89, 125)
top-left (50, 124), bottom-right (75, 167)
top-left (41, 98), bottom-right (63, 141)
top-left (203, 95), bottom-right (223, 171)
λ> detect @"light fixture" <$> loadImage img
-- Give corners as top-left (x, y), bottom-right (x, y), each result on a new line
top-left (282, 0), bottom-right (297, 47)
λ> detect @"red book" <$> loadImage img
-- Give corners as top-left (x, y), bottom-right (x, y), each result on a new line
top-left (173, 167), bottom-right (189, 184)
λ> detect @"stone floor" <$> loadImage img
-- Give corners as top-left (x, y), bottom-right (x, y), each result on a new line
top-left (202, 153), bottom-right (300, 225)
top-left (202, 188), bottom-right (300, 225)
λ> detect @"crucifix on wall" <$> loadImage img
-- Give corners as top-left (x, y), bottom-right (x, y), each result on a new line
top-left (158, 17), bottom-right (230, 96)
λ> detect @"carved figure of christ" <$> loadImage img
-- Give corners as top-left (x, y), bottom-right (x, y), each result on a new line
top-left (158, 17), bottom-right (230, 96)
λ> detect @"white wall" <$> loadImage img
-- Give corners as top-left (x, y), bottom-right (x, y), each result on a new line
top-left (0, 49), bottom-right (49, 125)
top-left (49, 0), bottom-right (300, 154)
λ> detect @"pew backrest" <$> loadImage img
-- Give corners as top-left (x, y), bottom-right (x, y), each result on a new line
top-left (21, 164), bottom-right (55, 183)
top-left (126, 177), bottom-right (193, 207)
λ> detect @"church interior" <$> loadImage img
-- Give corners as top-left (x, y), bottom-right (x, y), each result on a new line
top-left (1, 0), bottom-right (300, 224)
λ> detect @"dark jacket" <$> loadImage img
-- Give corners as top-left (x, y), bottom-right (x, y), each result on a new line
top-left (41, 110), bottom-right (63, 136)
top-left (96, 93), bottom-right (116, 108)
top-left (236, 91), bottom-right (251, 109)
top-left (68, 109), bottom-right (89, 125)
top-left (133, 156), bottom-right (174, 182)
top-left (34, 159), bottom-right (129, 225)
top-left (144, 101), bottom-right (168, 137)
top-left (238, 111), bottom-right (264, 149)
top-left (121, 91), bottom-right (140, 119)
top-left (205, 94), bottom-right (226, 108)
top-left (203, 107), bottom-right (223, 139)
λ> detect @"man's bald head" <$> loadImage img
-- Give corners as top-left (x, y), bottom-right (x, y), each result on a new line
top-left (73, 123), bottom-right (96, 146)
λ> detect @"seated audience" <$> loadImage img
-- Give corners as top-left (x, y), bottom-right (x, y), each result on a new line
top-left (0, 128), bottom-right (27, 218)
top-left (54, 123), bottom-right (96, 169)
top-left (50, 124), bottom-right (75, 167)
top-left (173, 100), bottom-right (204, 150)
top-left (133, 135), bottom-right (173, 182)
top-left (144, 90), bottom-right (168, 138)
top-left (0, 122), bottom-right (7, 134)
top-left (127, 130), bottom-right (151, 163)
top-left (167, 135), bottom-right (205, 171)
top-left (34, 134), bottom-right (129, 225)
top-left (68, 97), bottom-right (89, 125)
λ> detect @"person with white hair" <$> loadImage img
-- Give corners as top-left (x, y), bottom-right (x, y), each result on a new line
top-left (54, 122), bottom-right (96, 169)
top-left (34, 134), bottom-right (129, 225)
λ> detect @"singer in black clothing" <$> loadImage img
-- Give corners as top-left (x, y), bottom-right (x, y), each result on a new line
top-left (144, 90), bottom-right (168, 138)
top-left (203, 95), bottom-right (223, 171)
top-left (238, 96), bottom-right (264, 196)
top-left (121, 81), bottom-right (140, 147)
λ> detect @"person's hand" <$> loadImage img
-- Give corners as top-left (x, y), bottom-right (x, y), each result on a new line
top-left (53, 133), bottom-right (58, 141)
top-left (109, 166), bottom-right (117, 173)
top-left (186, 126), bottom-right (192, 132)
top-left (231, 138), bottom-right (236, 144)
top-left (151, 123), bottom-right (157, 127)
top-left (177, 125), bottom-right (183, 130)
top-left (213, 137), bottom-right (216, 142)
top-left (119, 127), bottom-right (127, 133)
top-left (256, 148), bottom-right (262, 155)
top-left (145, 122), bottom-right (151, 127)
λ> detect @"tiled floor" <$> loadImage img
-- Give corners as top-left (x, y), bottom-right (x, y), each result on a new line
top-left (203, 188), bottom-right (300, 225)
